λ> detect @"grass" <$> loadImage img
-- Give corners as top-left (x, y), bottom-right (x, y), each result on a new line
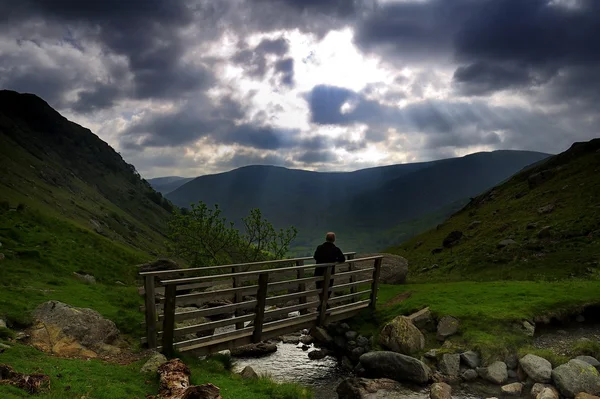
top-left (387, 139), bottom-right (600, 281)
top-left (350, 280), bottom-right (600, 364)
top-left (0, 343), bottom-right (311, 399)
top-left (0, 208), bottom-right (149, 334)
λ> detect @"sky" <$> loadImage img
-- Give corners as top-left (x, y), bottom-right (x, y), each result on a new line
top-left (1, 0), bottom-right (598, 178)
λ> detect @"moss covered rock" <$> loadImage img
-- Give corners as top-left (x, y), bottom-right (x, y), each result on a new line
top-left (379, 316), bottom-right (424, 355)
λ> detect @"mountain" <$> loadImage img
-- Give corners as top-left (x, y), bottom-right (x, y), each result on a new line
top-left (147, 176), bottom-right (194, 195)
top-left (166, 150), bottom-right (550, 253)
top-left (0, 90), bottom-right (173, 253)
top-left (387, 138), bottom-right (600, 281)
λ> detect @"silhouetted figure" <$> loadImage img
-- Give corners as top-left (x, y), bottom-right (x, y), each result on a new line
top-left (314, 232), bottom-right (345, 307)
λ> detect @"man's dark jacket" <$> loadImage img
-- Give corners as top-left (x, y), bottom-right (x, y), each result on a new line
top-left (313, 241), bottom-right (345, 277)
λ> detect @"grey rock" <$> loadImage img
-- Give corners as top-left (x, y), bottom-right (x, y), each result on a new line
top-left (523, 320), bottom-right (536, 337)
top-left (308, 349), bottom-right (327, 360)
top-left (538, 204), bottom-right (555, 215)
top-left (531, 383), bottom-right (559, 398)
top-left (527, 222), bottom-right (539, 229)
top-left (140, 352), bottom-right (168, 374)
top-left (346, 330), bottom-right (359, 341)
top-left (0, 319), bottom-right (6, 328)
top-left (379, 316), bottom-right (425, 355)
top-left (479, 361), bottom-right (508, 385)
top-left (538, 387), bottom-right (560, 399)
top-left (430, 382), bottom-right (452, 399)
top-left (505, 353), bottom-right (519, 370)
top-left (73, 272), bottom-right (96, 284)
top-left (336, 377), bottom-right (404, 399)
top-left (552, 359), bottom-right (600, 398)
top-left (359, 351), bottom-right (431, 384)
top-left (356, 335), bottom-right (369, 348)
top-left (240, 366), bottom-right (258, 379)
top-left (355, 253), bottom-right (409, 285)
top-left (501, 382), bottom-right (523, 396)
top-left (439, 354), bottom-right (460, 378)
top-left (300, 335), bottom-right (314, 345)
top-left (461, 351), bottom-right (480, 368)
top-left (497, 239), bottom-right (517, 248)
top-left (310, 326), bottom-right (333, 344)
top-left (437, 316), bottom-right (459, 341)
top-left (508, 369), bottom-right (517, 378)
top-left (352, 347), bottom-right (366, 360)
top-left (424, 349), bottom-right (439, 359)
top-left (334, 335), bottom-right (347, 350)
top-left (577, 356), bottom-right (600, 368)
top-left (407, 307), bottom-right (436, 332)
top-left (281, 335), bottom-right (300, 344)
top-left (462, 369), bottom-right (478, 381)
top-left (520, 354), bottom-right (552, 383)
top-left (231, 342), bottom-right (277, 357)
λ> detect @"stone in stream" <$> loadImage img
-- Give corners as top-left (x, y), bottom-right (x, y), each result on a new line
top-left (520, 353), bottom-right (552, 383)
top-left (538, 388), bottom-right (560, 399)
top-left (439, 354), bottom-right (460, 378)
top-left (531, 383), bottom-right (560, 398)
top-left (239, 366), bottom-right (258, 379)
top-left (552, 359), bottom-right (600, 398)
top-left (336, 377), bottom-right (404, 399)
top-left (461, 369), bottom-right (478, 381)
top-left (281, 335), bottom-right (300, 344)
top-left (308, 349), bottom-right (327, 360)
top-left (477, 361), bottom-right (508, 385)
top-left (436, 316), bottom-right (459, 341)
top-left (310, 326), bottom-right (333, 344)
top-left (379, 315), bottom-right (425, 355)
top-left (300, 335), bottom-right (314, 345)
top-left (430, 382), bottom-right (452, 399)
top-left (231, 342), bottom-right (277, 357)
top-left (460, 350), bottom-right (480, 368)
top-left (501, 382), bottom-right (523, 396)
top-left (359, 351), bottom-right (431, 384)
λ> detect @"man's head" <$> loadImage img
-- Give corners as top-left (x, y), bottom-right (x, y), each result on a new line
top-left (325, 232), bottom-right (336, 243)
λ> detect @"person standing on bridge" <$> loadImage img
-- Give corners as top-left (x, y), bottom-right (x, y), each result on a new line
top-left (314, 232), bottom-right (345, 305)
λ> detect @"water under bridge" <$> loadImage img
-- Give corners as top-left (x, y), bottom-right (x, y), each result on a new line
top-left (139, 253), bottom-right (383, 355)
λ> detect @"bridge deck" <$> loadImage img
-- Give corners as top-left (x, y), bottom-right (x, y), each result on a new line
top-left (139, 253), bottom-right (382, 355)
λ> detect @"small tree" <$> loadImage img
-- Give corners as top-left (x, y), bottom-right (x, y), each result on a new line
top-left (167, 202), bottom-right (297, 267)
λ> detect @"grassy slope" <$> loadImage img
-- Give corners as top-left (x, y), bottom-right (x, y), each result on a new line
top-left (350, 139), bottom-right (600, 362)
top-left (0, 344), bottom-right (310, 399)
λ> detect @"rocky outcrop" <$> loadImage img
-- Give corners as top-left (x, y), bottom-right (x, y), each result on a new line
top-left (436, 316), bottom-right (459, 341)
top-left (359, 351), bottom-right (431, 384)
top-left (552, 359), bottom-right (600, 398)
top-left (520, 354), bottom-right (552, 383)
top-left (379, 316), bottom-right (425, 355)
top-left (29, 301), bottom-right (120, 358)
top-left (231, 342), bottom-right (277, 358)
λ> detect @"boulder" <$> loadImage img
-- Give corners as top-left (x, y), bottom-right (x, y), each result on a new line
top-left (575, 394), bottom-right (600, 399)
top-left (355, 253), bottom-right (408, 284)
top-left (520, 354), bottom-right (552, 383)
top-left (300, 335), bottom-right (314, 345)
top-left (336, 377), bottom-right (404, 399)
top-left (359, 351), bottom-right (430, 384)
top-left (379, 316), bottom-right (425, 355)
top-left (346, 331), bottom-right (359, 341)
top-left (310, 326), bottom-right (333, 344)
top-left (430, 382), bottom-right (452, 399)
top-left (478, 361), bottom-right (508, 385)
top-left (231, 342), bottom-right (277, 357)
top-left (505, 353), bottom-right (519, 370)
top-left (497, 239), bottom-right (517, 249)
top-left (532, 383), bottom-right (559, 398)
top-left (424, 349), bottom-right (439, 359)
top-left (436, 316), bottom-right (459, 341)
top-left (443, 231), bottom-right (463, 248)
top-left (281, 335), bottom-right (300, 344)
top-left (73, 272), bottom-right (96, 284)
top-left (538, 204), bottom-right (555, 215)
top-left (0, 319), bottom-right (6, 328)
top-left (460, 351), bottom-right (480, 368)
top-left (239, 366), bottom-right (258, 379)
top-left (29, 301), bottom-right (120, 358)
top-left (407, 307), bottom-right (436, 332)
top-left (439, 354), bottom-right (460, 378)
top-left (523, 321), bottom-right (536, 337)
top-left (461, 369), bottom-right (478, 381)
top-left (552, 359), bottom-right (600, 398)
top-left (538, 388), bottom-right (560, 399)
top-left (308, 349), bottom-right (327, 360)
top-left (501, 382), bottom-right (523, 396)
top-left (140, 352), bottom-right (168, 374)
top-left (577, 356), bottom-right (600, 369)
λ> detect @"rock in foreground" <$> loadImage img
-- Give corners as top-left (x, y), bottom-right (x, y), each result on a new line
top-left (231, 342), bottom-right (277, 357)
top-left (379, 316), bottom-right (425, 355)
top-left (336, 377), bottom-right (404, 399)
top-left (552, 359), bottom-right (600, 398)
top-left (520, 354), bottom-right (552, 383)
top-left (430, 382), bottom-right (452, 399)
top-left (359, 351), bottom-right (431, 384)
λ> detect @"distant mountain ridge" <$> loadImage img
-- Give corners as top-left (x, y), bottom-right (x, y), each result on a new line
top-left (164, 150), bottom-right (550, 253)
top-left (147, 176), bottom-right (194, 195)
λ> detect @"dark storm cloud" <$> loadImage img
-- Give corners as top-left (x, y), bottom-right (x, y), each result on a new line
top-left (296, 150), bottom-right (338, 164)
top-left (274, 58), bottom-right (294, 87)
top-left (233, 36), bottom-right (294, 84)
top-left (452, 62), bottom-right (540, 96)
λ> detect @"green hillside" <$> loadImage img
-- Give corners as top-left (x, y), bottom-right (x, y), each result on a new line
top-left (387, 138), bottom-right (600, 282)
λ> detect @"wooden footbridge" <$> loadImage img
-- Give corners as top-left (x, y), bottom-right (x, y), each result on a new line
top-left (139, 253), bottom-right (383, 355)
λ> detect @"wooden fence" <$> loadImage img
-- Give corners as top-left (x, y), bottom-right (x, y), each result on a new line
top-left (139, 253), bottom-right (382, 355)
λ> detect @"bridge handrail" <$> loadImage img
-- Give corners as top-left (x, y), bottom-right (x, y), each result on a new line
top-left (139, 252), bottom-right (357, 276)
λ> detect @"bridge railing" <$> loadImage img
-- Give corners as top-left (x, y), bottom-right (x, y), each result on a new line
top-left (139, 253), bottom-right (382, 355)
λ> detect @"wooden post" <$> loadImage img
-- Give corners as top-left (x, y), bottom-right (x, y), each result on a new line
top-left (318, 265), bottom-right (333, 326)
top-left (296, 260), bottom-right (307, 315)
top-left (162, 284), bottom-right (177, 356)
top-left (347, 253), bottom-right (357, 303)
top-left (369, 258), bottom-right (382, 310)
top-left (233, 267), bottom-right (243, 330)
top-left (144, 275), bottom-right (158, 349)
top-left (252, 273), bottom-right (269, 343)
